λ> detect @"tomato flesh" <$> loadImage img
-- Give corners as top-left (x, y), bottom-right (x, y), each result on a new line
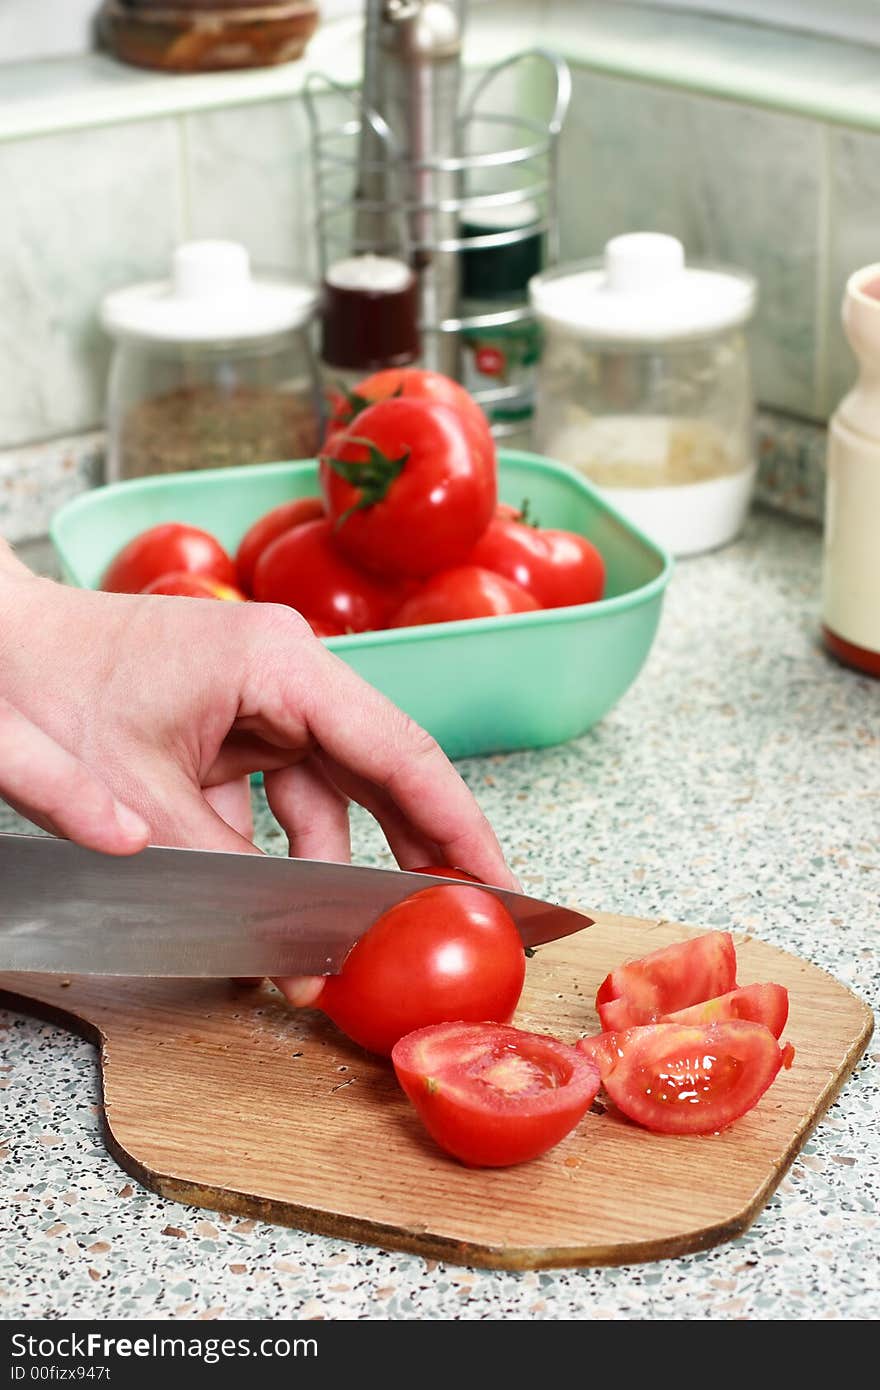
top-left (392, 1021), bottom-right (602, 1167)
top-left (590, 1021), bottom-right (794, 1135)
top-left (661, 982), bottom-right (789, 1037)
top-left (596, 931), bottom-right (737, 1030)
top-left (311, 884), bottom-right (526, 1056)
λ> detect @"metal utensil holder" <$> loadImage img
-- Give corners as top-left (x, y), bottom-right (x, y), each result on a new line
top-left (304, 48), bottom-right (571, 433)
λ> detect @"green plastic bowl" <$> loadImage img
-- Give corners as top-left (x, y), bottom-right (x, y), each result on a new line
top-left (49, 451), bottom-right (673, 759)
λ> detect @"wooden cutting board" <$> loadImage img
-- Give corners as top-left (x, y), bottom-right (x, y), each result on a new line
top-left (0, 912), bottom-right (872, 1270)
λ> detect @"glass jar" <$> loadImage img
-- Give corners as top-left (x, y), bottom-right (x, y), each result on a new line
top-left (530, 234), bottom-right (757, 557)
top-left (101, 241), bottom-right (321, 483)
top-left (97, 2), bottom-right (320, 74)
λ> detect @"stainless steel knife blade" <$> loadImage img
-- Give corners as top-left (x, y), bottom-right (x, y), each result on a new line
top-left (0, 832), bottom-right (591, 977)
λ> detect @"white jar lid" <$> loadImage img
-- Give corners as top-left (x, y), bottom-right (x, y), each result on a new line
top-left (100, 240), bottom-right (318, 345)
top-left (529, 233), bottom-right (756, 342)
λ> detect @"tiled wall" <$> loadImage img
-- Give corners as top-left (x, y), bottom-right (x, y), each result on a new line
top-left (0, 98), bottom-right (318, 452)
top-left (1, 54), bottom-right (878, 455)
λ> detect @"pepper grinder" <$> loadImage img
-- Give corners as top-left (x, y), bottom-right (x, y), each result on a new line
top-left (355, 1), bottom-right (466, 380)
top-left (821, 263), bottom-right (880, 677)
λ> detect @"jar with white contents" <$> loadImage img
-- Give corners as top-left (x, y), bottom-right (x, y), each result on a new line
top-left (529, 234), bottom-right (757, 557)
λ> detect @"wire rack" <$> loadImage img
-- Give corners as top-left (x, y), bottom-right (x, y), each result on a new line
top-left (304, 48), bottom-right (571, 433)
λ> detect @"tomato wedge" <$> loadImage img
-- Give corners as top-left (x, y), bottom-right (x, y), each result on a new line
top-left (579, 982), bottom-right (790, 1078)
top-left (662, 982), bottom-right (789, 1037)
top-left (392, 1022), bottom-right (602, 1167)
top-left (596, 931), bottom-right (737, 1030)
top-left (579, 1021), bottom-right (794, 1135)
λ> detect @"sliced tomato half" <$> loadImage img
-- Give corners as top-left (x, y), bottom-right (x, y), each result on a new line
top-left (596, 931), bottom-right (737, 1031)
top-left (661, 982), bottom-right (789, 1037)
top-left (584, 1020), bottom-right (794, 1135)
top-left (392, 1021), bottom-right (601, 1167)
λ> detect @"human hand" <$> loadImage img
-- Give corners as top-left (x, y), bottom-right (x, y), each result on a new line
top-left (0, 547), bottom-right (516, 898)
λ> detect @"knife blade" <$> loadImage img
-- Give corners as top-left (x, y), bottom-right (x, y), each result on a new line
top-left (0, 832), bottom-right (591, 977)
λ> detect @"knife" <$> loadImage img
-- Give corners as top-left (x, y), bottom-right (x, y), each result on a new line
top-left (0, 832), bottom-right (591, 977)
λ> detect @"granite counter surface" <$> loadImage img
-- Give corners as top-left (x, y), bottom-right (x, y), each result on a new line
top-left (1, 508), bottom-right (878, 1321)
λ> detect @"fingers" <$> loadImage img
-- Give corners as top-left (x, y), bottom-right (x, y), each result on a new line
top-left (243, 615), bottom-right (514, 886)
top-left (144, 772), bottom-right (261, 855)
top-left (297, 651), bottom-right (517, 888)
top-left (203, 778), bottom-right (260, 988)
top-left (203, 776), bottom-right (254, 841)
top-left (202, 731), bottom-right (301, 787)
top-left (262, 758), bottom-right (350, 1005)
top-left (263, 759), bottom-right (351, 863)
top-left (316, 754), bottom-right (441, 869)
top-left (0, 696), bottom-right (149, 855)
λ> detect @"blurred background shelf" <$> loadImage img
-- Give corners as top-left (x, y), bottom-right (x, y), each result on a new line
top-left (2, 3), bottom-right (880, 145)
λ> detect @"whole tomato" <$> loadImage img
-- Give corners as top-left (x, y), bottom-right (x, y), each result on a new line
top-left (140, 571), bottom-right (245, 601)
top-left (392, 565), bottom-right (539, 628)
top-left (320, 398), bottom-right (497, 580)
top-left (251, 517), bottom-right (399, 633)
top-left (306, 617), bottom-right (346, 639)
top-left (304, 883), bottom-right (527, 1056)
top-left (101, 523), bottom-right (236, 594)
top-left (235, 497), bottom-right (324, 596)
top-left (469, 517), bottom-right (606, 608)
top-left (324, 366), bottom-right (492, 453)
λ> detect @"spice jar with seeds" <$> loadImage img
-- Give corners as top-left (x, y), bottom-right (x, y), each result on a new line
top-left (100, 240), bottom-right (321, 484)
top-left (529, 234), bottom-right (757, 557)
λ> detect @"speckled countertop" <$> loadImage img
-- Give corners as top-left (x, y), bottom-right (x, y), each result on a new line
top-left (1, 507), bottom-right (878, 1321)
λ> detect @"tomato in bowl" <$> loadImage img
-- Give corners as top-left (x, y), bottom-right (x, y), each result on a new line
top-left (49, 450), bottom-right (672, 759)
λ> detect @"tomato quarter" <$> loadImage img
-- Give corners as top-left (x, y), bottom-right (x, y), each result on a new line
top-left (296, 884), bottom-right (527, 1056)
top-left (596, 931), bottom-right (738, 1031)
top-left (579, 982), bottom-right (790, 1079)
top-left (585, 1020), bottom-right (794, 1135)
top-left (101, 522), bottom-right (236, 594)
top-left (392, 1021), bottom-right (602, 1167)
top-left (661, 982), bottom-right (789, 1037)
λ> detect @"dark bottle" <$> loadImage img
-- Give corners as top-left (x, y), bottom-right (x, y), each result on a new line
top-left (318, 254), bottom-right (421, 424)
